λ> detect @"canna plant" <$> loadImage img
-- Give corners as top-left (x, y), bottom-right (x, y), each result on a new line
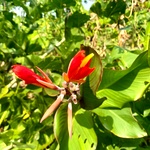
top-left (12, 49), bottom-right (96, 138)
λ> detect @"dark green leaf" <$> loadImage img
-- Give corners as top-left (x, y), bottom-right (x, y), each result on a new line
top-left (104, 0), bottom-right (126, 21)
top-left (51, 0), bottom-right (76, 9)
top-left (37, 56), bottom-right (62, 72)
top-left (81, 45), bottom-right (103, 93)
top-left (80, 77), bottom-right (106, 110)
top-left (26, 43), bottom-right (42, 53)
top-left (90, 2), bottom-right (102, 17)
top-left (66, 11), bottom-right (90, 28)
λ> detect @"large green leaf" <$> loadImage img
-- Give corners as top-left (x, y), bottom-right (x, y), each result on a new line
top-left (97, 51), bottom-right (150, 108)
top-left (54, 104), bottom-right (97, 149)
top-left (69, 109), bottom-right (97, 150)
top-left (93, 107), bottom-right (147, 138)
top-left (97, 67), bottom-right (150, 108)
top-left (99, 51), bottom-right (148, 90)
top-left (79, 46), bottom-right (104, 110)
top-left (107, 46), bottom-right (138, 69)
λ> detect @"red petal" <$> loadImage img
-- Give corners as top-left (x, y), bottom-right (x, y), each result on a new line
top-left (67, 50), bottom-right (85, 79)
top-left (71, 66), bottom-right (95, 81)
top-left (12, 65), bottom-right (46, 85)
top-left (65, 51), bottom-right (95, 82)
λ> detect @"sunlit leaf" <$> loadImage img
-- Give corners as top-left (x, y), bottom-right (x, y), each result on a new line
top-left (99, 51), bottom-right (148, 90)
top-left (69, 109), bottom-right (97, 150)
top-left (93, 107), bottom-right (147, 138)
top-left (98, 68), bottom-right (150, 108)
top-left (0, 85), bottom-right (9, 99)
top-left (97, 52), bottom-right (150, 108)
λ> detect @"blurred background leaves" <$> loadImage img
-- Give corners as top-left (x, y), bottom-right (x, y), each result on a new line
top-left (1, 0), bottom-right (150, 149)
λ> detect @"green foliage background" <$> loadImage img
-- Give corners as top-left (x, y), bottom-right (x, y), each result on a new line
top-left (0, 0), bottom-right (150, 149)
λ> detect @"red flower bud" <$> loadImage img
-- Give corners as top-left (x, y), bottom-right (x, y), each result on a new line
top-left (12, 65), bottom-right (58, 90)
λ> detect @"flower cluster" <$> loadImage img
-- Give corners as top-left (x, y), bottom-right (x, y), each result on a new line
top-left (12, 50), bottom-right (95, 138)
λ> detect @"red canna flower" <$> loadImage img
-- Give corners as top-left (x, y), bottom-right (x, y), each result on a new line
top-left (12, 65), bottom-right (58, 90)
top-left (63, 50), bottom-right (95, 83)
top-left (12, 50), bottom-right (95, 138)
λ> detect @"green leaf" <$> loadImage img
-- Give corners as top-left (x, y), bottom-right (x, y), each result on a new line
top-left (0, 110), bottom-right (9, 125)
top-left (145, 21), bottom-right (150, 50)
top-left (66, 11), bottom-right (90, 28)
top-left (44, 88), bottom-right (59, 97)
top-left (104, 0), bottom-right (126, 21)
top-left (146, 22), bottom-right (150, 66)
top-left (69, 109), bottom-right (97, 150)
top-left (54, 103), bottom-right (97, 149)
top-left (96, 51), bottom-right (150, 108)
top-left (26, 43), bottom-right (42, 53)
top-left (0, 141), bottom-right (7, 150)
top-left (81, 45), bottom-right (103, 93)
top-left (93, 107), bottom-right (147, 138)
top-left (54, 102), bottom-right (69, 148)
top-left (14, 55), bottom-right (42, 66)
top-left (37, 56), bottom-right (62, 72)
top-left (99, 51), bottom-right (148, 90)
top-left (80, 77), bottom-right (106, 110)
top-left (3, 11), bottom-right (14, 21)
top-left (0, 85), bottom-right (9, 99)
top-left (107, 46), bottom-right (138, 68)
top-left (27, 55), bottom-right (42, 65)
top-left (97, 67), bottom-right (150, 108)
top-left (97, 89), bottom-right (131, 108)
top-left (79, 46), bottom-right (104, 110)
top-left (90, 2), bottom-right (102, 17)
top-left (119, 50), bottom-right (138, 68)
top-left (51, 0), bottom-right (76, 9)
top-left (38, 126), bottom-right (57, 150)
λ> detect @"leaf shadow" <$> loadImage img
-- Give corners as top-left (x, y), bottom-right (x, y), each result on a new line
top-left (109, 68), bottom-right (140, 91)
top-left (75, 111), bottom-right (93, 129)
top-left (99, 115), bottom-right (114, 131)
